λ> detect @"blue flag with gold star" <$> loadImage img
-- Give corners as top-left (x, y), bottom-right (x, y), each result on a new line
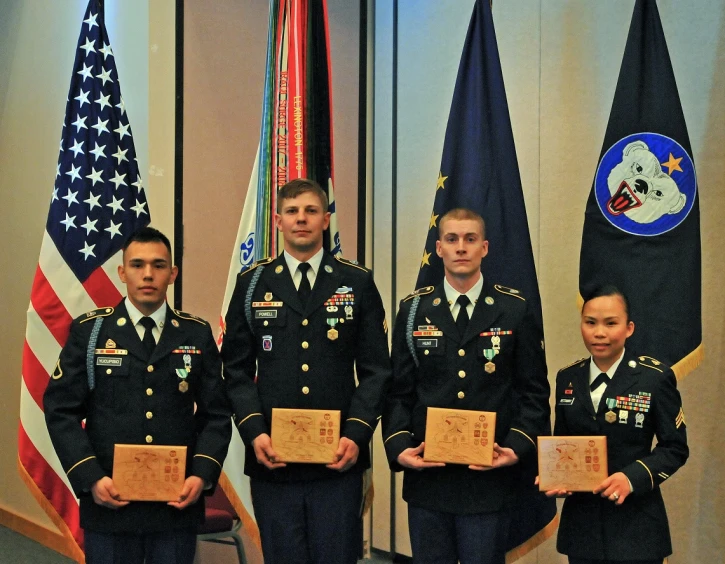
top-left (415, 0), bottom-right (555, 559)
top-left (415, 0), bottom-right (542, 330)
top-left (579, 0), bottom-right (702, 379)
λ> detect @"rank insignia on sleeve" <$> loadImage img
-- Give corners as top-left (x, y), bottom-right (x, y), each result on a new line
top-left (676, 407), bottom-right (686, 428)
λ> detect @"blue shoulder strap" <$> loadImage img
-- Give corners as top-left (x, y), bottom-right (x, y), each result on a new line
top-left (86, 316), bottom-right (104, 391)
top-left (244, 265), bottom-right (265, 336)
top-left (406, 296), bottom-right (421, 367)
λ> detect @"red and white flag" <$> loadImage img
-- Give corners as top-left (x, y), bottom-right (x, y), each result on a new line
top-left (18, 1), bottom-right (149, 560)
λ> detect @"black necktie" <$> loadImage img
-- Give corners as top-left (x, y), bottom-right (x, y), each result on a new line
top-left (297, 262), bottom-right (312, 305)
top-left (139, 316), bottom-right (157, 358)
top-left (455, 294), bottom-right (471, 334)
top-left (590, 372), bottom-right (609, 392)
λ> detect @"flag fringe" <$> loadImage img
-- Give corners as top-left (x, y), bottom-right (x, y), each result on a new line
top-left (16, 456), bottom-right (85, 563)
top-left (671, 343), bottom-right (703, 381)
top-left (217, 471), bottom-right (262, 551)
top-left (505, 513), bottom-right (559, 563)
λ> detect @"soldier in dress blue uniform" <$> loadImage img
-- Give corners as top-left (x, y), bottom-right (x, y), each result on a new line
top-left (222, 179), bottom-right (392, 564)
top-left (44, 227), bottom-right (232, 564)
top-left (544, 285), bottom-right (688, 564)
top-left (382, 208), bottom-right (550, 564)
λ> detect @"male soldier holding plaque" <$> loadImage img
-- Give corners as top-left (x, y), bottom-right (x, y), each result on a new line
top-left (44, 227), bottom-right (231, 564)
top-left (382, 208), bottom-right (550, 564)
top-left (222, 179), bottom-right (391, 564)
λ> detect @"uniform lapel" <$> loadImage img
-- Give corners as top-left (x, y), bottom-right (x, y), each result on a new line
top-left (306, 253), bottom-right (340, 314)
top-left (263, 255), bottom-right (305, 315)
top-left (575, 360), bottom-right (597, 417)
top-left (104, 301), bottom-right (147, 362)
top-left (151, 307), bottom-right (184, 363)
top-left (423, 285), bottom-right (458, 340)
top-left (461, 280), bottom-right (502, 345)
top-left (599, 352), bottom-right (639, 413)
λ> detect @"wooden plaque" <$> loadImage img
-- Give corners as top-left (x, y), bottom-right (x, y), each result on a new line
top-left (271, 408), bottom-right (341, 463)
top-left (538, 436), bottom-right (608, 492)
top-left (112, 444), bottom-right (187, 501)
top-left (422, 407), bottom-right (496, 466)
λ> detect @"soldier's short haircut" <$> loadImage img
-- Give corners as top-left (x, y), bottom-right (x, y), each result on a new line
top-left (277, 178), bottom-right (329, 213)
top-left (123, 226), bottom-right (173, 261)
top-left (438, 208), bottom-right (486, 240)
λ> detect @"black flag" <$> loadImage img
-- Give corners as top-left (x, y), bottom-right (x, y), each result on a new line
top-left (579, 0), bottom-right (701, 378)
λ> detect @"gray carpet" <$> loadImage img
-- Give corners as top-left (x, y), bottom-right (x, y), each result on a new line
top-left (0, 526), bottom-right (73, 563)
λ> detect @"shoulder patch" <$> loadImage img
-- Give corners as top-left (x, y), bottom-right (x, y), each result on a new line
top-left (79, 307), bottom-right (115, 324)
top-left (559, 357), bottom-right (587, 372)
top-left (638, 355), bottom-right (668, 372)
top-left (240, 257), bottom-right (273, 276)
top-left (334, 255), bottom-right (370, 273)
top-left (403, 286), bottom-right (435, 302)
top-left (173, 309), bottom-right (209, 326)
top-left (494, 284), bottom-right (526, 301)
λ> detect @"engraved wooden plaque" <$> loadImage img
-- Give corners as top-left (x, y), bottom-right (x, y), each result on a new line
top-left (422, 407), bottom-right (496, 466)
top-left (538, 436), bottom-right (608, 492)
top-left (271, 408), bottom-right (341, 463)
top-left (112, 444), bottom-right (187, 501)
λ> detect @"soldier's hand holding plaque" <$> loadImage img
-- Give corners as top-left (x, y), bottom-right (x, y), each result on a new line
top-left (422, 407), bottom-right (496, 466)
top-left (112, 444), bottom-right (187, 501)
top-left (271, 408), bottom-right (341, 463)
top-left (537, 436), bottom-right (608, 492)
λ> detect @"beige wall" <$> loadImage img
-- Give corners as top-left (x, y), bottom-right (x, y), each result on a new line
top-left (372, 1), bottom-right (725, 562)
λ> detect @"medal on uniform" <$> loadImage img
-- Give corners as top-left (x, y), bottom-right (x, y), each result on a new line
top-left (183, 353), bottom-right (192, 373)
top-left (176, 366), bottom-right (189, 393)
top-left (485, 361), bottom-right (496, 374)
top-left (606, 398), bottom-right (617, 409)
top-left (635, 413), bottom-right (645, 428)
top-left (491, 335), bottom-right (501, 356)
top-left (265, 292), bottom-right (273, 301)
top-left (327, 318), bottom-right (339, 341)
top-left (605, 410), bottom-right (617, 424)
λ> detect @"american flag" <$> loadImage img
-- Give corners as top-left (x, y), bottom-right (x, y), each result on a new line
top-left (18, 1), bottom-right (149, 559)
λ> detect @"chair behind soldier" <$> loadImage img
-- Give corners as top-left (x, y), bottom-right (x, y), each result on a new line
top-left (197, 485), bottom-right (247, 564)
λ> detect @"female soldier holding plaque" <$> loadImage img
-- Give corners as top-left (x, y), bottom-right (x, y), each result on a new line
top-left (546, 286), bottom-right (689, 564)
